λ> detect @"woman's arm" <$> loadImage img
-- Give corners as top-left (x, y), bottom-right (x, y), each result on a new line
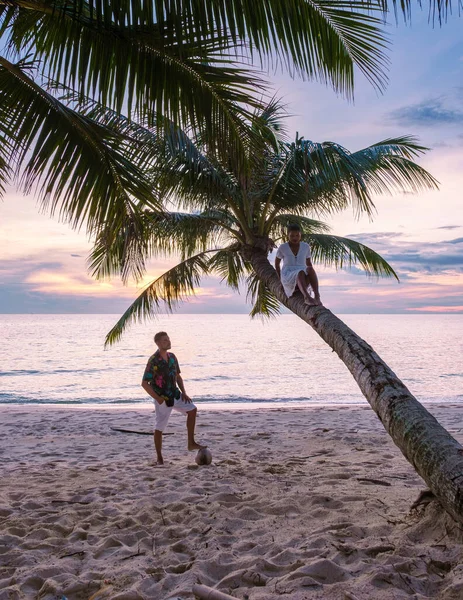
top-left (275, 257), bottom-right (282, 279)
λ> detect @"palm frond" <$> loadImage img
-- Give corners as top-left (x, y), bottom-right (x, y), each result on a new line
top-left (0, 56), bottom-right (159, 232)
top-left (262, 139), bottom-right (372, 220)
top-left (88, 211), bottom-right (154, 283)
top-left (52, 85), bottom-right (234, 204)
top-left (52, 85), bottom-right (165, 154)
top-left (265, 136), bottom-right (438, 222)
top-left (162, 211), bottom-right (238, 258)
top-left (307, 233), bottom-right (399, 279)
top-left (246, 273), bottom-right (281, 319)
top-left (375, 0), bottom-right (459, 25)
top-left (104, 249), bottom-right (219, 347)
top-left (153, 0), bottom-right (390, 95)
top-left (0, 156), bottom-right (10, 197)
top-left (250, 97), bottom-right (289, 154)
top-left (297, 138), bottom-right (382, 217)
top-left (0, 128), bottom-right (13, 197)
top-left (4, 3), bottom-right (262, 164)
top-left (269, 214), bottom-right (331, 239)
top-left (208, 246), bottom-right (249, 291)
top-left (10, 0), bottom-right (392, 97)
top-left (151, 126), bottom-right (245, 215)
top-left (349, 136), bottom-right (439, 196)
top-left (89, 209), bottom-right (239, 282)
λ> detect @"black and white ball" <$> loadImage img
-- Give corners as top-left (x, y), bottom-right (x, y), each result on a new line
top-left (195, 448), bottom-right (212, 465)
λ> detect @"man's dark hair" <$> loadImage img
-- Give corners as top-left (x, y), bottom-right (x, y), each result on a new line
top-left (154, 331), bottom-right (168, 344)
top-left (287, 223), bottom-right (302, 233)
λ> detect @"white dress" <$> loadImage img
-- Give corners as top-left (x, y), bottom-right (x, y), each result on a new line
top-left (276, 242), bottom-right (312, 298)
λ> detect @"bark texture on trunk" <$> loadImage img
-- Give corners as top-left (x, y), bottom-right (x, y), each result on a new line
top-left (248, 248), bottom-right (463, 524)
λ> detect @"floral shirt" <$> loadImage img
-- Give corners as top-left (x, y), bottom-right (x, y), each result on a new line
top-left (143, 351), bottom-right (181, 407)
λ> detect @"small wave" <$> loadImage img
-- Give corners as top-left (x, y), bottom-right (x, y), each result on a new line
top-left (111, 399), bottom-right (148, 404)
top-left (0, 370), bottom-right (41, 376)
top-left (0, 394), bottom-right (85, 405)
top-left (0, 367), bottom-right (111, 377)
top-left (0, 392), bottom-right (144, 405)
top-left (51, 367), bottom-right (112, 375)
top-left (194, 395), bottom-right (315, 404)
top-left (189, 375), bottom-right (237, 382)
top-left (439, 373), bottom-right (463, 378)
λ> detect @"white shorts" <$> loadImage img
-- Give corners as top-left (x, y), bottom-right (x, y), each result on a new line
top-left (154, 394), bottom-right (197, 432)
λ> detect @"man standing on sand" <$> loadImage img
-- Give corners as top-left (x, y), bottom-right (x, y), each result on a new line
top-left (141, 331), bottom-right (205, 465)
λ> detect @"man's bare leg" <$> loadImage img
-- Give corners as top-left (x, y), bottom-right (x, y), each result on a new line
top-left (296, 271), bottom-right (315, 305)
top-left (306, 267), bottom-right (322, 305)
top-left (186, 408), bottom-right (206, 451)
top-left (154, 429), bottom-right (164, 465)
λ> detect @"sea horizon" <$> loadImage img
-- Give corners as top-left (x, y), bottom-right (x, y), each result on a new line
top-left (2, 311), bottom-right (463, 315)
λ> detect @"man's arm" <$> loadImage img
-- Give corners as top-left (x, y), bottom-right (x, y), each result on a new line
top-left (141, 380), bottom-right (166, 404)
top-left (275, 256), bottom-right (281, 279)
top-left (176, 374), bottom-right (192, 403)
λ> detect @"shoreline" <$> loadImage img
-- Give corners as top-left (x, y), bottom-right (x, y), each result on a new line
top-left (0, 399), bottom-right (461, 412)
top-left (0, 400), bottom-right (370, 412)
top-left (1, 403), bottom-right (463, 599)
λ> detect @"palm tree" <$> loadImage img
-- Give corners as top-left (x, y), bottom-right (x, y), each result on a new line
top-left (98, 105), bottom-right (463, 524)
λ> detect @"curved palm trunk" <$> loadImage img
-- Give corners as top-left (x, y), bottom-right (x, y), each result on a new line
top-left (248, 247), bottom-right (463, 524)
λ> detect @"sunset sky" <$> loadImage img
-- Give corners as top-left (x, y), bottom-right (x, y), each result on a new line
top-left (1, 11), bottom-right (462, 315)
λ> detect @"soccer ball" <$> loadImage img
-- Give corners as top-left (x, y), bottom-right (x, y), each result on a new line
top-left (195, 448), bottom-right (212, 465)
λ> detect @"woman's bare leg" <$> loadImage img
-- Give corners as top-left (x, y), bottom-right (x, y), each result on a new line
top-left (305, 267), bottom-right (322, 305)
top-left (296, 271), bottom-right (315, 304)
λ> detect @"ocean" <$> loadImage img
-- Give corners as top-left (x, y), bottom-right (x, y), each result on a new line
top-left (1, 314), bottom-right (462, 406)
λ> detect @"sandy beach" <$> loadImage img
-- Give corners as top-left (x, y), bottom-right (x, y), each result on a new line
top-left (1, 403), bottom-right (463, 600)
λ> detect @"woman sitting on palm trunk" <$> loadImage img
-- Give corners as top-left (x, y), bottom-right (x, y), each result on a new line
top-left (275, 224), bottom-right (322, 306)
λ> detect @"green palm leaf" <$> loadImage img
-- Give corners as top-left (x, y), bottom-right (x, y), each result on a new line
top-left (150, 127), bottom-right (250, 225)
top-left (8, 0), bottom-right (392, 98)
top-left (262, 139), bottom-right (371, 219)
top-left (104, 249), bottom-right (219, 347)
top-left (160, 211), bottom-right (237, 258)
top-left (374, 0), bottom-right (457, 24)
top-left (246, 273), bottom-right (281, 318)
top-left (349, 136), bottom-right (439, 197)
top-left (208, 246), bottom-right (248, 290)
top-left (250, 97), bottom-right (289, 155)
top-left (0, 56), bottom-right (159, 232)
top-left (154, 0), bottom-right (390, 94)
top-left (0, 156), bottom-right (10, 197)
top-left (3, 2), bottom-right (262, 164)
top-left (0, 129), bottom-right (12, 197)
top-left (269, 214), bottom-right (332, 238)
top-left (90, 210), bottom-right (237, 282)
top-left (307, 233), bottom-right (399, 279)
top-left (88, 212), bottom-right (153, 284)
top-left (265, 136), bottom-right (438, 223)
